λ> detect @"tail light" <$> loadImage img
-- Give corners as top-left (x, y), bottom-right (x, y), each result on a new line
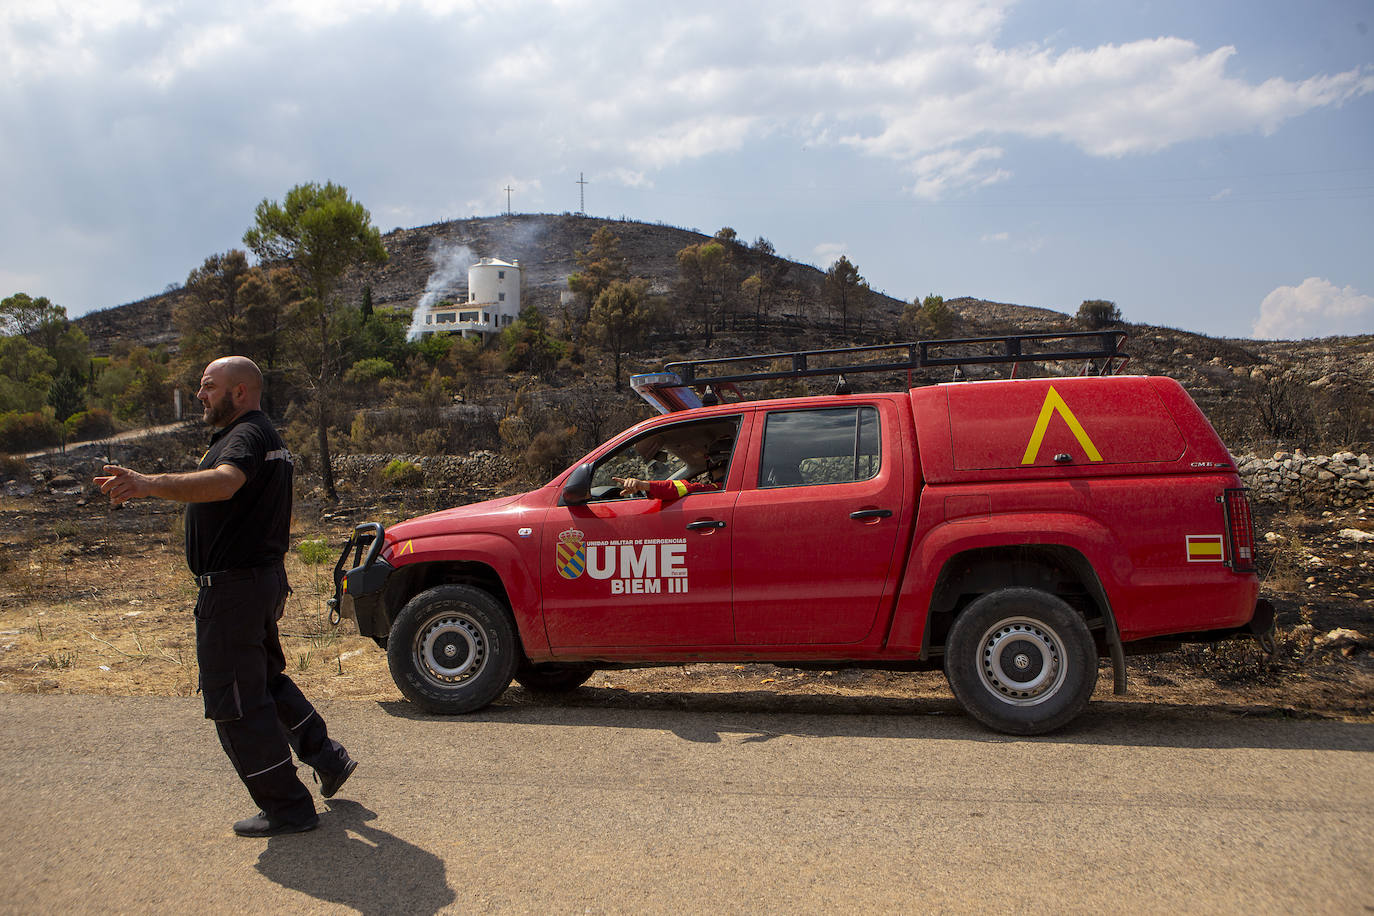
top-left (1222, 488), bottom-right (1257, 573)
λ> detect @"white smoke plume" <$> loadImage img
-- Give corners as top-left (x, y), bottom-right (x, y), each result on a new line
top-left (407, 241), bottom-right (476, 340)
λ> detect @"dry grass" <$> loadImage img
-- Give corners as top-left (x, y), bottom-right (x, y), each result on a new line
top-left (1, 489), bottom-right (1369, 722)
top-left (0, 496), bottom-right (397, 703)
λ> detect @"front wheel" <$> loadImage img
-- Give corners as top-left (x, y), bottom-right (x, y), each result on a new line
top-left (944, 588), bottom-right (1098, 735)
top-left (387, 585), bottom-right (518, 714)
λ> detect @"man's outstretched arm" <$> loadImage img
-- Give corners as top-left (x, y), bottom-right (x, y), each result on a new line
top-left (94, 463), bottom-right (246, 507)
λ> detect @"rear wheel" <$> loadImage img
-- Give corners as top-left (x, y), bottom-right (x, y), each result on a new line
top-left (387, 585), bottom-right (517, 714)
top-left (944, 588), bottom-right (1098, 735)
top-left (514, 661), bottom-right (596, 693)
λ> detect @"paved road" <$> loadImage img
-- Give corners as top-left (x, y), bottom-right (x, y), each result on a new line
top-left (1, 694), bottom-right (1370, 914)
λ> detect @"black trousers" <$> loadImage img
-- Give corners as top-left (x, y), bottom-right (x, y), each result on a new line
top-left (194, 564), bottom-right (346, 821)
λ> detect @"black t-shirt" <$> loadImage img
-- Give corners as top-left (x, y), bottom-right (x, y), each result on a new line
top-left (185, 410), bottom-right (293, 576)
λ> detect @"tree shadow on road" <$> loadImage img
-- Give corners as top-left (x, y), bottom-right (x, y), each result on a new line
top-left (255, 799), bottom-right (455, 915)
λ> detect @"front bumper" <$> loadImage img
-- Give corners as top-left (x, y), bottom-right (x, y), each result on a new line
top-left (328, 523), bottom-right (395, 637)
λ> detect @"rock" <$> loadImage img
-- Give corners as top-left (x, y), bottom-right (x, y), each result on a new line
top-left (1310, 628), bottom-right (1372, 658)
top-left (1338, 528), bottom-right (1374, 543)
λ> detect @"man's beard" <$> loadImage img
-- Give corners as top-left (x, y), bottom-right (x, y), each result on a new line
top-left (203, 397), bottom-right (236, 427)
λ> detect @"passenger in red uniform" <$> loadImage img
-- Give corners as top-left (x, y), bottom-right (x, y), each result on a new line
top-left (614, 436), bottom-right (731, 503)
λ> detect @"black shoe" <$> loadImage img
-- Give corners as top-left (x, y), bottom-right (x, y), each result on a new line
top-left (316, 757), bottom-right (357, 799)
top-left (232, 811), bottom-right (320, 838)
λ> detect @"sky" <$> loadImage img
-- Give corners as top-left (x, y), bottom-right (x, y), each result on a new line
top-left (2, 0), bottom-right (1372, 341)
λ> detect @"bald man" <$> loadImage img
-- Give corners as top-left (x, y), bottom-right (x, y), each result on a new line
top-left (96, 356), bottom-right (356, 837)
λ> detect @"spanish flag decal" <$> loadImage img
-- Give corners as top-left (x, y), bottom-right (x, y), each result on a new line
top-left (1186, 535), bottom-right (1224, 563)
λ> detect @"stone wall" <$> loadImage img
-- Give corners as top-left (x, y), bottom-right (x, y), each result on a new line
top-left (331, 450), bottom-right (521, 491)
top-left (331, 449), bottom-right (1372, 509)
top-left (1236, 451), bottom-right (1372, 507)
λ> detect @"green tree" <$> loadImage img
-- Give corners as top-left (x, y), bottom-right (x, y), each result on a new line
top-left (741, 236), bottom-right (789, 330)
top-left (414, 334), bottom-right (454, 368)
top-left (176, 250), bottom-right (252, 362)
top-left (237, 265), bottom-right (304, 371)
top-left (587, 278), bottom-right (653, 389)
top-left (0, 335), bottom-right (56, 413)
top-left (711, 228), bottom-right (746, 330)
top-left (502, 303), bottom-right (565, 377)
top-left (567, 227), bottom-right (628, 338)
top-left (243, 182), bottom-right (388, 500)
top-left (900, 294), bottom-right (955, 339)
top-left (3, 295), bottom-right (89, 378)
top-left (0, 293), bottom-right (62, 337)
top-left (824, 256), bottom-right (868, 333)
top-left (123, 346), bottom-right (173, 424)
top-left (1076, 299), bottom-right (1122, 328)
top-left (675, 240), bottom-right (727, 345)
top-left (47, 368), bottom-right (86, 423)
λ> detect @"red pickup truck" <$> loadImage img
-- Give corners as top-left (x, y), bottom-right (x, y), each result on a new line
top-left (331, 332), bottom-right (1271, 734)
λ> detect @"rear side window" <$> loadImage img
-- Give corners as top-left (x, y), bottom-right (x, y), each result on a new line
top-left (759, 406), bottom-right (880, 488)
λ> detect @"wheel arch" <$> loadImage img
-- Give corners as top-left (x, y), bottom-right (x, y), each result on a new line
top-left (921, 544), bottom-right (1127, 694)
top-left (382, 559), bottom-right (550, 655)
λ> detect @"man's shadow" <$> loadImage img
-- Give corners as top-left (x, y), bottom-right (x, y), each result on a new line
top-left (255, 799), bottom-right (455, 915)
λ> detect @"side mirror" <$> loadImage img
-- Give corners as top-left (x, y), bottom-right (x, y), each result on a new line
top-left (561, 462), bottom-right (593, 506)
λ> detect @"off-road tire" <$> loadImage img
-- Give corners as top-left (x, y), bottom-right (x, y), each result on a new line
top-left (514, 661), bottom-right (596, 693)
top-left (944, 587), bottom-right (1098, 735)
top-left (387, 585), bottom-right (518, 714)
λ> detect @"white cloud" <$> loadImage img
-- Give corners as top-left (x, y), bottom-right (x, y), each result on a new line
top-left (600, 168), bottom-right (653, 190)
top-left (1253, 278), bottom-right (1374, 339)
top-left (8, 2), bottom-right (1368, 190)
top-left (980, 232), bottom-right (1009, 243)
top-left (813, 242), bottom-right (849, 266)
top-left (2, 0), bottom-right (1372, 314)
top-left (904, 147), bottom-right (1011, 199)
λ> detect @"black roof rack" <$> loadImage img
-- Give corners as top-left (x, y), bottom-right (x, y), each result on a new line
top-left (665, 330), bottom-right (1129, 389)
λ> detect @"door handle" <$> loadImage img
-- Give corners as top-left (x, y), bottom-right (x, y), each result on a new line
top-left (686, 519), bottom-right (727, 530)
top-left (849, 509), bottom-right (892, 520)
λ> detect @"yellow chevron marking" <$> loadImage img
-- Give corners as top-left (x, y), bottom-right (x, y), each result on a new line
top-left (1021, 385), bottom-right (1103, 465)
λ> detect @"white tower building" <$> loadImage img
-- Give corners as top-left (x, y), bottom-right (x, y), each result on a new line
top-left (421, 257), bottom-right (522, 339)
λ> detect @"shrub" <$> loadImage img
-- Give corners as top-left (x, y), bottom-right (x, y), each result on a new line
top-left (296, 538), bottom-right (334, 565)
top-left (0, 453), bottom-right (27, 480)
top-left (63, 408), bottom-right (115, 442)
top-left (0, 410), bottom-right (61, 453)
top-left (524, 428), bottom-right (575, 480)
top-left (1076, 299), bottom-right (1122, 328)
top-left (344, 358), bottom-right (396, 386)
top-left (415, 334), bottom-right (454, 367)
top-left (380, 458), bottom-right (424, 487)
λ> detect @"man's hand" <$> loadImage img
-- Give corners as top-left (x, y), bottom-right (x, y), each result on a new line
top-left (94, 465), bottom-right (151, 507)
top-left (613, 476), bottom-right (645, 497)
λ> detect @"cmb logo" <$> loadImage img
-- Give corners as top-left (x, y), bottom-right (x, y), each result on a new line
top-left (556, 529), bottom-right (586, 579)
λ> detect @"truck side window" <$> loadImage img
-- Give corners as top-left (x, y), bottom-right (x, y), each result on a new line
top-left (586, 417), bottom-right (741, 501)
top-left (759, 406), bottom-right (880, 488)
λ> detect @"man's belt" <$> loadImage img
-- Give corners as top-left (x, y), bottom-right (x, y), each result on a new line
top-left (194, 568), bottom-right (261, 588)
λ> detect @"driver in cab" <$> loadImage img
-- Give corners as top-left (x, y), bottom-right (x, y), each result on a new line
top-left (614, 435), bottom-right (731, 504)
